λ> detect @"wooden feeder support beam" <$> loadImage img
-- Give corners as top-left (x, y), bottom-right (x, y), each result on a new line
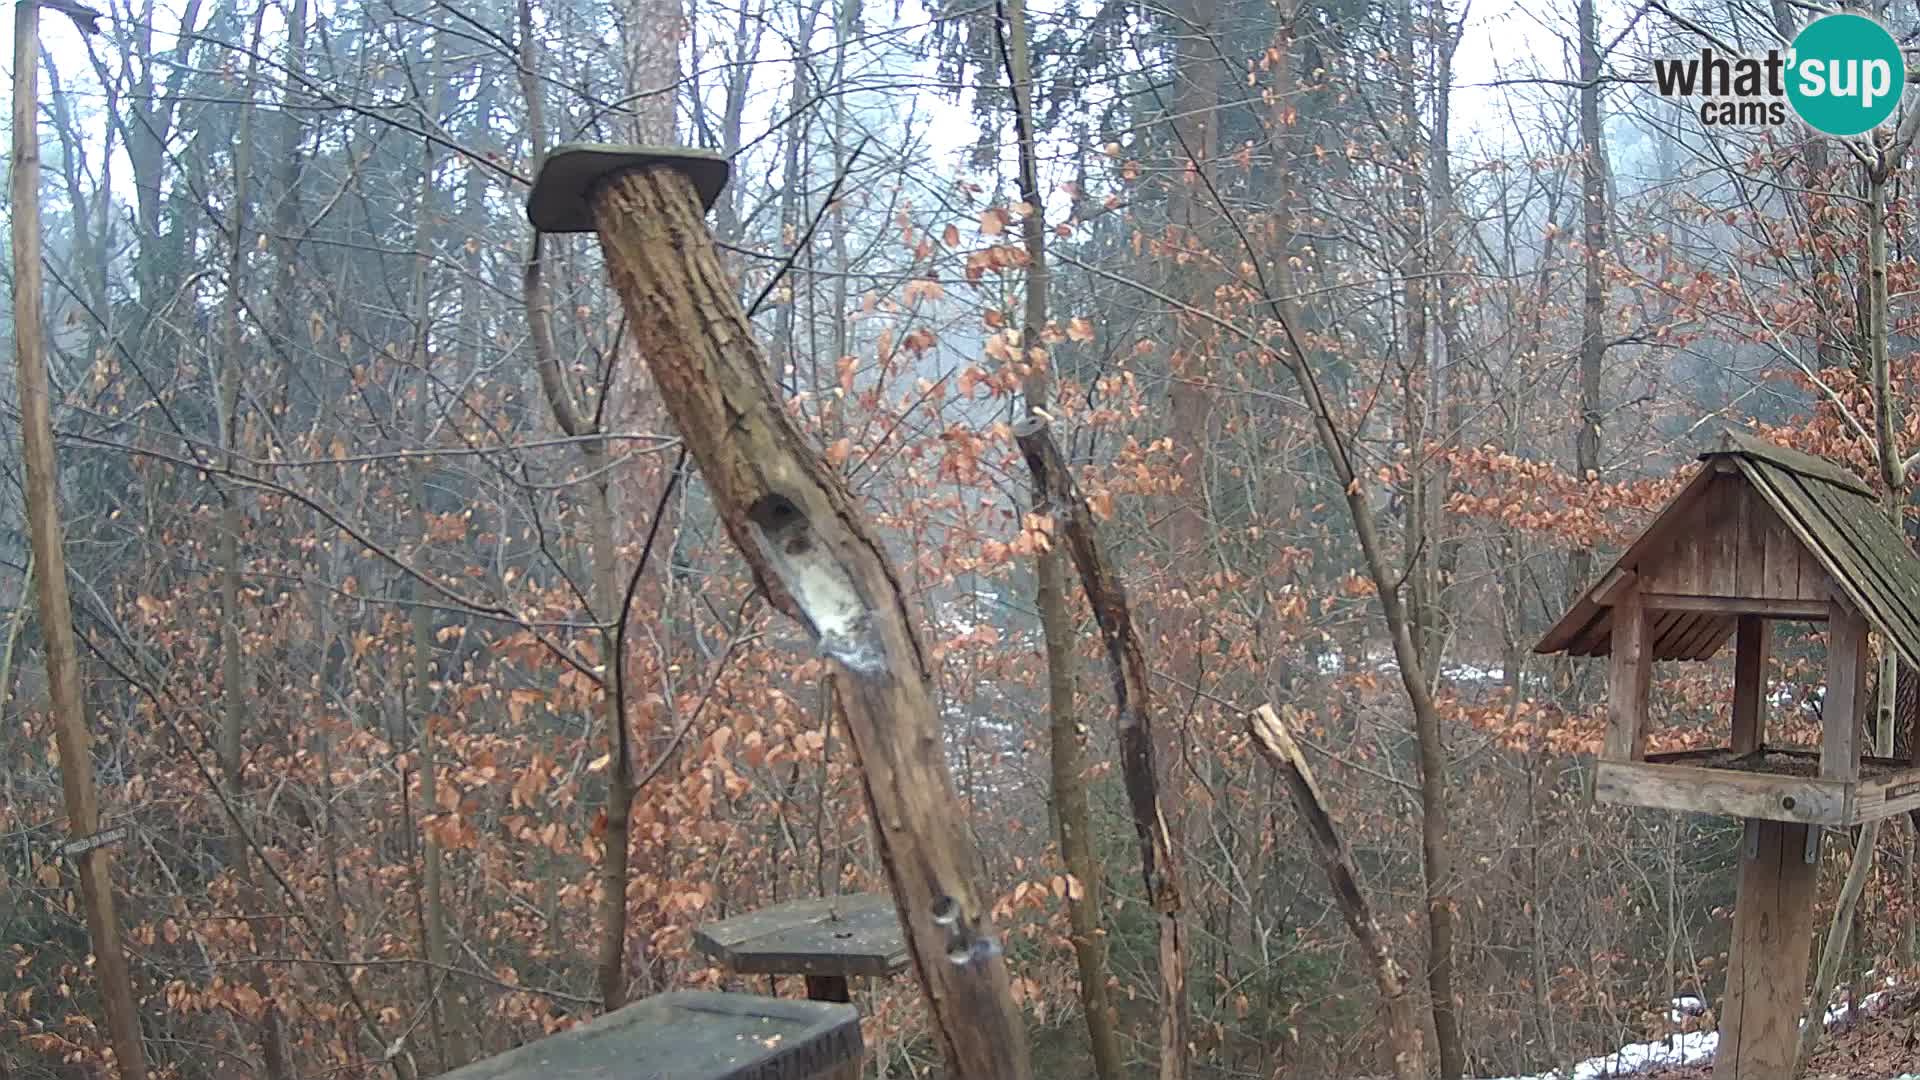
top-left (526, 147), bottom-right (1033, 1080)
top-left (1605, 587), bottom-right (1653, 762)
top-left (1731, 615), bottom-right (1768, 755)
top-left (1822, 596), bottom-right (1866, 784)
top-left (1714, 820), bottom-right (1818, 1080)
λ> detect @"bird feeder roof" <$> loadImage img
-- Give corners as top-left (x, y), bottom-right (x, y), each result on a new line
top-left (1536, 430), bottom-right (1920, 670)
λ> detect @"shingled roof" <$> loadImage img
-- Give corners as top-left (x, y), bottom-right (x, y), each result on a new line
top-left (1535, 430), bottom-right (1920, 670)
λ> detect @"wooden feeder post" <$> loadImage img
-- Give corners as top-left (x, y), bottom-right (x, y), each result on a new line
top-left (525, 147), bottom-right (1033, 1080)
top-left (1537, 432), bottom-right (1920, 1079)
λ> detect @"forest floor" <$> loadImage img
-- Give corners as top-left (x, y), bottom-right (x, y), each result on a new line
top-left (1638, 985), bottom-right (1920, 1079)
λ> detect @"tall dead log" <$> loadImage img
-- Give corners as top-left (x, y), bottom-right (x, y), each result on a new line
top-left (1248, 706), bottom-right (1424, 1080)
top-left (1013, 414), bottom-right (1187, 1072)
top-left (526, 148), bottom-right (1033, 1079)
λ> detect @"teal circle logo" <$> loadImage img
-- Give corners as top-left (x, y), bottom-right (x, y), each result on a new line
top-left (1787, 14), bottom-right (1904, 136)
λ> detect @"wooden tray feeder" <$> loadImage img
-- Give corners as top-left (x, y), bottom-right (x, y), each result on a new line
top-left (692, 892), bottom-right (909, 1005)
top-left (438, 991), bottom-right (861, 1080)
top-left (1537, 431), bottom-right (1920, 1077)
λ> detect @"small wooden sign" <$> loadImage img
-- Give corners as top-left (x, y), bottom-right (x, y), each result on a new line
top-left (56, 824), bottom-right (128, 858)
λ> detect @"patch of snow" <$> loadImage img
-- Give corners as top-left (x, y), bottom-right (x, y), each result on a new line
top-left (1478, 1030), bottom-right (1718, 1080)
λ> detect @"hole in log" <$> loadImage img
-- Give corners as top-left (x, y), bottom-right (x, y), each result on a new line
top-left (930, 895), bottom-right (959, 926)
top-left (1782, 795), bottom-right (1797, 810)
top-left (746, 492), bottom-right (884, 675)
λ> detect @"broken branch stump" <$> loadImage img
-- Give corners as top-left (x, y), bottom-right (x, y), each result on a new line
top-left (1249, 705), bottom-right (1424, 1080)
top-left (1012, 413), bottom-right (1188, 1077)
top-left (527, 145), bottom-right (1033, 1080)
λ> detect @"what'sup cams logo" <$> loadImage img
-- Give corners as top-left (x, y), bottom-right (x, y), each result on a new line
top-left (1653, 13), bottom-right (1906, 136)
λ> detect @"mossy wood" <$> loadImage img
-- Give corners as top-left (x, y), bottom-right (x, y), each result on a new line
top-left (439, 992), bottom-right (859, 1080)
top-left (693, 893), bottom-right (909, 980)
top-left (1537, 432), bottom-right (1920, 1079)
top-left (526, 148), bottom-right (1033, 1079)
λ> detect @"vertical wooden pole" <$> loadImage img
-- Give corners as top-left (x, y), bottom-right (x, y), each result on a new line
top-left (1731, 616), bottom-right (1769, 754)
top-left (10, 4), bottom-right (148, 1076)
top-left (1822, 599), bottom-right (1866, 782)
top-left (1605, 589), bottom-right (1652, 761)
top-left (1715, 820), bottom-right (1819, 1079)
top-left (802, 977), bottom-right (859, 1080)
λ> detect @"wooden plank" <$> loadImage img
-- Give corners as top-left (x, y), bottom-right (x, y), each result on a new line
top-left (1760, 496), bottom-right (1803, 601)
top-left (1670, 611), bottom-right (1729, 660)
top-left (1567, 608), bottom-right (1615, 657)
top-left (1593, 567), bottom-right (1637, 606)
top-left (1735, 481), bottom-right (1767, 598)
top-left (1823, 598), bottom-right (1866, 783)
top-left (1714, 819), bottom-right (1820, 1080)
top-left (1732, 616), bottom-right (1769, 754)
top-left (1593, 761), bottom-right (1849, 825)
top-left (1707, 475), bottom-right (1739, 597)
top-left (1847, 766), bottom-right (1920, 825)
top-left (1537, 464), bottom-right (1721, 654)
top-left (1713, 429), bottom-right (1874, 496)
top-left (1632, 594), bottom-right (1828, 618)
top-left (693, 893), bottom-right (909, 979)
top-left (1688, 621), bottom-right (1738, 661)
top-left (439, 991), bottom-right (863, 1080)
top-left (1651, 610), bottom-right (1696, 660)
top-left (1742, 463), bottom-right (1906, 660)
top-left (1606, 590), bottom-right (1653, 761)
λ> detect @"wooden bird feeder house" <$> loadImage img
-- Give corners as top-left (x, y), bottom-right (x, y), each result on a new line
top-left (1537, 430), bottom-right (1920, 1077)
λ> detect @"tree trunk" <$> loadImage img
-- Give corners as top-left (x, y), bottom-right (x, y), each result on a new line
top-left (1014, 416), bottom-right (1188, 1080)
top-left (996, 3), bottom-right (1123, 1074)
top-left (10, 7), bottom-right (148, 1074)
top-left (1568, 0), bottom-right (1607, 604)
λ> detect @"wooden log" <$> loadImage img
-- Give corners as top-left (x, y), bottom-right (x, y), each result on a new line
top-left (570, 160), bottom-right (1032, 1078)
top-left (1247, 706), bottom-right (1424, 1080)
top-left (1715, 820), bottom-right (1818, 1080)
top-left (1012, 414), bottom-right (1188, 1072)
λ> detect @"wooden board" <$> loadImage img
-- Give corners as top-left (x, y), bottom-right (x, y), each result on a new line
top-left (1636, 476), bottom-right (1831, 603)
top-left (1594, 759), bottom-right (1850, 825)
top-left (1715, 820), bottom-right (1819, 1080)
top-left (1599, 749), bottom-right (1920, 825)
top-left (440, 991), bottom-right (861, 1080)
top-left (1848, 765), bottom-right (1920, 824)
top-left (693, 893), bottom-right (909, 979)
top-left (1822, 598), bottom-right (1866, 782)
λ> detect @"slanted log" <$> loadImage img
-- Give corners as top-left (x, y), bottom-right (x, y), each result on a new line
top-left (1012, 414), bottom-right (1189, 1071)
top-left (557, 158), bottom-right (1032, 1079)
top-left (1248, 706), bottom-right (1423, 1080)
